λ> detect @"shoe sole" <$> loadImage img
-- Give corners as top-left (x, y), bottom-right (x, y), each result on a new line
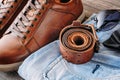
top-left (0, 9), bottom-right (86, 72)
top-left (0, 62), bottom-right (22, 72)
top-left (0, 0), bottom-right (28, 38)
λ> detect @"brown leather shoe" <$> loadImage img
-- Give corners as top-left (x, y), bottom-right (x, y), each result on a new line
top-left (0, 0), bottom-right (84, 71)
top-left (0, 0), bottom-right (28, 38)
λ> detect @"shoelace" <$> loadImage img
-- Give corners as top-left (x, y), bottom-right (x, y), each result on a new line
top-left (0, 0), bottom-right (16, 24)
top-left (9, 0), bottom-right (47, 39)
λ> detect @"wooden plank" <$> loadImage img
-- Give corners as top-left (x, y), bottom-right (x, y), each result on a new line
top-left (82, 0), bottom-right (120, 9)
top-left (102, 0), bottom-right (120, 7)
top-left (82, 0), bottom-right (120, 17)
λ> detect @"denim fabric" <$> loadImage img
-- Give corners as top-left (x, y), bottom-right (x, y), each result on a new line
top-left (18, 14), bottom-right (120, 80)
top-left (95, 10), bottom-right (118, 29)
top-left (103, 28), bottom-right (120, 50)
top-left (104, 11), bottom-right (120, 21)
top-left (91, 10), bottom-right (120, 31)
top-left (98, 11), bottom-right (120, 31)
top-left (84, 14), bottom-right (120, 43)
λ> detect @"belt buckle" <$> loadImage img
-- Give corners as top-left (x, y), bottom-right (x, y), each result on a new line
top-left (72, 21), bottom-right (100, 52)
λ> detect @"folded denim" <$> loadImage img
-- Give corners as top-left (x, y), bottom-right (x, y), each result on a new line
top-left (99, 22), bottom-right (118, 31)
top-left (94, 10), bottom-right (120, 31)
top-left (84, 14), bottom-right (120, 43)
top-left (98, 11), bottom-right (120, 31)
top-left (95, 10), bottom-right (118, 29)
top-left (18, 40), bottom-right (120, 80)
top-left (103, 28), bottom-right (120, 50)
top-left (18, 14), bottom-right (120, 80)
top-left (104, 11), bottom-right (120, 21)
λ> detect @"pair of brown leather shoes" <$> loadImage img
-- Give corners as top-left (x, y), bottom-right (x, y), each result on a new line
top-left (0, 0), bottom-right (84, 71)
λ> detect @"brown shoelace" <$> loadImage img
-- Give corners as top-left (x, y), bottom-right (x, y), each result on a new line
top-left (59, 21), bottom-right (99, 64)
top-left (5, 0), bottom-right (47, 39)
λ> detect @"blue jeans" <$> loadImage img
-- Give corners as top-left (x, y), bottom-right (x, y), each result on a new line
top-left (18, 14), bottom-right (120, 80)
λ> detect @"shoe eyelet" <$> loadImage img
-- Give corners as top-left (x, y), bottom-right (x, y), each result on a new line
top-left (20, 17), bottom-right (22, 21)
top-left (38, 12), bottom-right (41, 15)
top-left (42, 7), bottom-right (45, 10)
top-left (26, 30), bottom-right (30, 34)
top-left (34, 18), bottom-right (37, 21)
top-left (0, 21), bottom-right (2, 24)
top-left (23, 36), bottom-right (27, 39)
top-left (15, 0), bottom-right (17, 2)
top-left (11, 5), bottom-right (13, 8)
top-left (32, 0), bottom-right (35, 4)
top-left (3, 16), bottom-right (6, 19)
top-left (7, 10), bottom-right (10, 13)
top-left (24, 11), bottom-right (27, 16)
top-left (31, 24), bottom-right (34, 27)
top-left (28, 6), bottom-right (31, 9)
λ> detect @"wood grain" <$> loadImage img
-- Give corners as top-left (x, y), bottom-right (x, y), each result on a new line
top-left (82, 0), bottom-right (120, 17)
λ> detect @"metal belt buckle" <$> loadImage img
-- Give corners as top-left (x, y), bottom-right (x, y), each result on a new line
top-left (59, 21), bottom-right (99, 64)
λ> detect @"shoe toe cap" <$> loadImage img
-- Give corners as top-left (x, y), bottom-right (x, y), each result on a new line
top-left (0, 34), bottom-right (28, 64)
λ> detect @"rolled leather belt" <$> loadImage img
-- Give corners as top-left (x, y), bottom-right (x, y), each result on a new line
top-left (59, 21), bottom-right (99, 64)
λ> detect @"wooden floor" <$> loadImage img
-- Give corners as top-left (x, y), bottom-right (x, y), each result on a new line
top-left (0, 0), bottom-right (120, 80)
top-left (82, 0), bottom-right (120, 17)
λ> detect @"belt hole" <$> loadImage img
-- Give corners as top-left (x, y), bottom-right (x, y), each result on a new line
top-left (77, 60), bottom-right (80, 63)
top-left (73, 36), bottom-right (84, 46)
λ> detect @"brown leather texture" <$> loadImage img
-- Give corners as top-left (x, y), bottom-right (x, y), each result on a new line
top-left (59, 21), bottom-right (99, 64)
top-left (0, 0), bottom-right (28, 37)
top-left (0, 0), bottom-right (83, 64)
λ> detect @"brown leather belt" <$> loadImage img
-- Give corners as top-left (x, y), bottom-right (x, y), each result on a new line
top-left (59, 21), bottom-right (99, 64)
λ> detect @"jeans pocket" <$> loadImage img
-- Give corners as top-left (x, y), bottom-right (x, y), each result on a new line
top-left (42, 56), bottom-right (84, 80)
top-left (42, 58), bottom-right (120, 80)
